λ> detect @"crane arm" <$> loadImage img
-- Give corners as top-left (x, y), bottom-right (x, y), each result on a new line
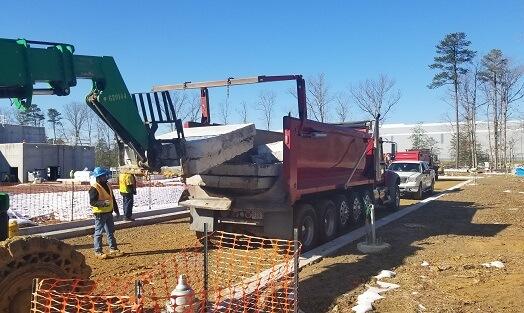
top-left (0, 38), bottom-right (182, 170)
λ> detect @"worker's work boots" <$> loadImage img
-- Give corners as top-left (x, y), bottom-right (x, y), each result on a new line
top-left (108, 249), bottom-right (124, 257)
top-left (95, 251), bottom-right (108, 260)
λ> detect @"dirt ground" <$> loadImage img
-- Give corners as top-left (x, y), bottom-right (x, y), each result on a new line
top-left (299, 176), bottom-right (524, 313)
top-left (63, 178), bottom-right (501, 312)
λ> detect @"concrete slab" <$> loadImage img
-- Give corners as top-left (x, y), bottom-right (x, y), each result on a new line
top-left (204, 163), bottom-right (282, 177)
top-left (186, 174), bottom-right (276, 190)
top-left (157, 124), bottom-right (256, 176)
top-left (254, 141), bottom-right (283, 163)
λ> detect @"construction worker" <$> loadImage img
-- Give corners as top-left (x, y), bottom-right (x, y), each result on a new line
top-left (119, 171), bottom-right (137, 221)
top-left (89, 167), bottom-right (123, 259)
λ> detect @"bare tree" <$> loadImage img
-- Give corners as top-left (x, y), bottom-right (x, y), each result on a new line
top-left (237, 100), bottom-right (248, 123)
top-left (219, 100), bottom-right (230, 124)
top-left (307, 73), bottom-right (333, 122)
top-left (258, 90), bottom-right (276, 130)
top-left (350, 74), bottom-right (401, 121)
top-left (335, 91), bottom-right (351, 122)
top-left (63, 102), bottom-right (88, 145)
top-left (187, 92), bottom-right (201, 122)
top-left (84, 109), bottom-right (97, 146)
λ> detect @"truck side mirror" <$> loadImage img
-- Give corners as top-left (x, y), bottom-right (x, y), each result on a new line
top-left (391, 143), bottom-right (397, 157)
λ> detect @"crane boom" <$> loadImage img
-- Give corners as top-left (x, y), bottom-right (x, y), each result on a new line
top-left (0, 38), bottom-right (183, 170)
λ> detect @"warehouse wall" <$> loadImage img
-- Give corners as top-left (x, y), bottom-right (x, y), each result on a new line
top-left (0, 143), bottom-right (95, 182)
top-left (0, 124), bottom-right (46, 143)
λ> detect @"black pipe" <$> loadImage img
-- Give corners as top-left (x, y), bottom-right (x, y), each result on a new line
top-left (0, 193), bottom-right (9, 241)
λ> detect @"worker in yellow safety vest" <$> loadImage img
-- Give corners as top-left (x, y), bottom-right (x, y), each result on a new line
top-left (119, 172), bottom-right (137, 221)
top-left (89, 167), bottom-right (123, 259)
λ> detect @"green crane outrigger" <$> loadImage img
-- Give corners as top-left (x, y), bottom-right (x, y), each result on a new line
top-left (0, 38), bottom-right (185, 313)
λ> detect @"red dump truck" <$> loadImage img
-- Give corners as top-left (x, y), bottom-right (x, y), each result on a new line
top-left (159, 75), bottom-right (401, 251)
top-left (394, 149), bottom-right (441, 180)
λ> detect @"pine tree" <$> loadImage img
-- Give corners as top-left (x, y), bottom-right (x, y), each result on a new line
top-left (16, 103), bottom-right (45, 126)
top-left (47, 108), bottom-right (63, 144)
top-left (429, 32), bottom-right (476, 168)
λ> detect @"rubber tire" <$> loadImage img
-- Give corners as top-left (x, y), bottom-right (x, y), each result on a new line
top-left (318, 199), bottom-right (338, 242)
top-left (388, 186), bottom-right (401, 211)
top-left (294, 203), bottom-right (318, 252)
top-left (348, 191), bottom-right (365, 225)
top-left (0, 236), bottom-right (92, 313)
top-left (414, 183), bottom-right (424, 200)
top-left (333, 194), bottom-right (351, 230)
top-left (360, 189), bottom-right (374, 211)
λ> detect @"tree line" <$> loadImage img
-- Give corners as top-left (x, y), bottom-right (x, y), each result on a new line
top-left (428, 32), bottom-right (524, 170)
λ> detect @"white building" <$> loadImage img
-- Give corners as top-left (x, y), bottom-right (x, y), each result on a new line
top-left (381, 120), bottom-right (524, 161)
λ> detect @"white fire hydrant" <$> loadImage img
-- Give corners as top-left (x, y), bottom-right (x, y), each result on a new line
top-left (166, 274), bottom-right (195, 313)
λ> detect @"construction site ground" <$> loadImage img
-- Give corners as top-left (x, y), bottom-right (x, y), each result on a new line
top-left (61, 177), bottom-right (524, 312)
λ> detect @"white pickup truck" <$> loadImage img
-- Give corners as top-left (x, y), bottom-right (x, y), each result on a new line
top-left (388, 160), bottom-right (435, 199)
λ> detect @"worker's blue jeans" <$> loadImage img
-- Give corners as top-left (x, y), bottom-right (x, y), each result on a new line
top-left (93, 212), bottom-right (117, 252)
top-left (122, 193), bottom-right (134, 219)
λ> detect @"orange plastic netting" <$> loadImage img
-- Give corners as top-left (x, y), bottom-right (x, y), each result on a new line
top-left (31, 231), bottom-right (301, 313)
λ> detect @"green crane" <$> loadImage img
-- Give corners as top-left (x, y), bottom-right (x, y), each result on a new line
top-left (0, 38), bottom-right (183, 170)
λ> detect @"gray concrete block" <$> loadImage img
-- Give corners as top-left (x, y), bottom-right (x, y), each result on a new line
top-left (204, 163), bottom-right (282, 177)
top-left (254, 141), bottom-right (283, 163)
top-left (157, 124), bottom-right (256, 176)
top-left (186, 174), bottom-right (276, 190)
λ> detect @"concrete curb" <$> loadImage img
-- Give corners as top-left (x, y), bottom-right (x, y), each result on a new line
top-left (23, 208), bottom-right (189, 240)
top-left (299, 179), bottom-right (472, 269)
top-left (20, 207), bottom-right (185, 236)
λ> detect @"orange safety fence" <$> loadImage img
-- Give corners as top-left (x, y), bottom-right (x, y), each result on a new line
top-left (31, 231), bottom-right (301, 313)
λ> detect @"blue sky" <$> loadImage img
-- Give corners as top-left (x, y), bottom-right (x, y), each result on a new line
top-left (1, 1), bottom-right (523, 131)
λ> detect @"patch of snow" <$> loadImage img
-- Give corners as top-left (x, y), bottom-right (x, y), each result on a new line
top-left (418, 304), bottom-right (427, 311)
top-left (421, 261), bottom-right (430, 267)
top-left (503, 190), bottom-right (511, 193)
top-left (481, 261), bottom-right (505, 269)
top-left (519, 191), bottom-right (524, 194)
top-left (374, 270), bottom-right (396, 280)
top-left (376, 281), bottom-right (400, 290)
top-left (352, 302), bottom-right (373, 313)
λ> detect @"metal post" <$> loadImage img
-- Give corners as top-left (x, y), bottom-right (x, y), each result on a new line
top-left (148, 175), bottom-right (152, 211)
top-left (370, 204), bottom-right (376, 244)
top-left (203, 222), bottom-right (209, 310)
top-left (293, 227), bottom-right (299, 313)
top-left (70, 182), bottom-right (74, 221)
top-left (135, 280), bottom-right (143, 301)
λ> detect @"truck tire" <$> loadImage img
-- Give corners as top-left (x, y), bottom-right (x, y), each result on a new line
top-left (318, 199), bottom-right (338, 242)
top-left (348, 192), bottom-right (365, 225)
top-left (388, 186), bottom-right (401, 211)
top-left (360, 189), bottom-right (374, 211)
top-left (333, 194), bottom-right (351, 230)
top-left (414, 183), bottom-right (423, 200)
top-left (294, 203), bottom-right (318, 252)
top-left (0, 236), bottom-right (91, 313)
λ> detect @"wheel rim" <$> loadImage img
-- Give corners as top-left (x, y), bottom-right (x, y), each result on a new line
top-left (339, 200), bottom-right (350, 226)
top-left (323, 207), bottom-right (336, 237)
top-left (352, 197), bottom-right (362, 221)
top-left (301, 215), bottom-right (315, 247)
top-left (362, 192), bottom-right (373, 209)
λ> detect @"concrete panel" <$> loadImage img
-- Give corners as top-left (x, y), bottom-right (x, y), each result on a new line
top-left (204, 163), bottom-right (282, 177)
top-left (0, 124), bottom-right (45, 143)
top-left (158, 124), bottom-right (256, 176)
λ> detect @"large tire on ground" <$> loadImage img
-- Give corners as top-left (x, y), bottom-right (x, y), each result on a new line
top-left (317, 199), bottom-right (338, 242)
top-left (294, 203), bottom-right (318, 252)
top-left (387, 186), bottom-right (401, 211)
top-left (333, 194), bottom-right (351, 231)
top-left (0, 236), bottom-right (92, 313)
top-left (348, 191), bottom-right (365, 225)
top-left (414, 183), bottom-right (424, 200)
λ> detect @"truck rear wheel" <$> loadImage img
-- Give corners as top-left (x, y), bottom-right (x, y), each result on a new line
top-left (388, 186), bottom-right (401, 211)
top-left (333, 194), bottom-right (351, 230)
top-left (294, 203), bottom-right (318, 252)
top-left (318, 199), bottom-right (338, 242)
top-left (348, 192), bottom-right (364, 225)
